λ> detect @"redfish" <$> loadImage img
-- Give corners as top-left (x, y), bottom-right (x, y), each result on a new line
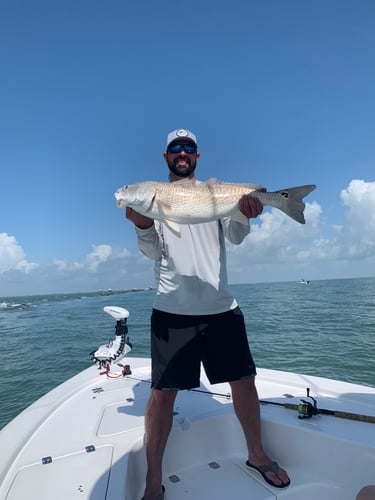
top-left (115, 179), bottom-right (316, 231)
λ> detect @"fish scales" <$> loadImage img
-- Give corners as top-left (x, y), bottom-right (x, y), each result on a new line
top-left (115, 180), bottom-right (316, 227)
top-left (153, 182), bottom-right (250, 221)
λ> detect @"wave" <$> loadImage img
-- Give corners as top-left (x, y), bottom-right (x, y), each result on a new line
top-left (0, 288), bottom-right (155, 311)
top-left (0, 301), bottom-right (32, 310)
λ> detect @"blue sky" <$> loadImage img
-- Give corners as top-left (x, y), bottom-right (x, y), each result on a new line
top-left (1, 0), bottom-right (375, 297)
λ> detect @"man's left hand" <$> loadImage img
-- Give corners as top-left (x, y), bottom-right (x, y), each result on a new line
top-left (239, 189), bottom-right (266, 219)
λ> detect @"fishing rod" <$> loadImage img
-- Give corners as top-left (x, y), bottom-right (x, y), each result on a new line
top-left (259, 394), bottom-right (375, 424)
top-left (96, 306), bottom-right (374, 424)
top-left (123, 374), bottom-right (232, 400)
top-left (123, 373), bottom-right (375, 424)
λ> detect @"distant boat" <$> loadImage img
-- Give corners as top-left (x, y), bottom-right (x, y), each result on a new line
top-left (99, 288), bottom-right (113, 296)
top-left (298, 279), bottom-right (310, 284)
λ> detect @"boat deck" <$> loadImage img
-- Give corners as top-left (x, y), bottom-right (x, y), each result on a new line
top-left (0, 358), bottom-right (374, 500)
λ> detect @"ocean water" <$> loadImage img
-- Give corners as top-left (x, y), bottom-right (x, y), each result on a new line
top-left (1, 278), bottom-right (374, 430)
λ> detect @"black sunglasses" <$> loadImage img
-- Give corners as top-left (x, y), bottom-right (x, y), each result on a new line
top-left (167, 143), bottom-right (197, 154)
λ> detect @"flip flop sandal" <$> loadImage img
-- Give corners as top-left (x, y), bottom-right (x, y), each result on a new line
top-left (246, 460), bottom-right (290, 488)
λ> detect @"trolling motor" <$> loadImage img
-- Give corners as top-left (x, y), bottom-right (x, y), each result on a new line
top-left (90, 306), bottom-right (132, 369)
top-left (298, 388), bottom-right (318, 419)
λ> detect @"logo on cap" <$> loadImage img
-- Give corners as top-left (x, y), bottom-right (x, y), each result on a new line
top-left (176, 129), bottom-right (189, 138)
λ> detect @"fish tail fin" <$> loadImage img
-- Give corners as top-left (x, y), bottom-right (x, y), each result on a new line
top-left (270, 185), bottom-right (316, 224)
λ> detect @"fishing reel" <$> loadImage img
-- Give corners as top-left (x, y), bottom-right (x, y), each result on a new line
top-left (298, 388), bottom-right (318, 419)
top-left (90, 306), bottom-right (133, 368)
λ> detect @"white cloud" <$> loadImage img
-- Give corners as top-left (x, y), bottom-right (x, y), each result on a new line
top-left (53, 259), bottom-right (83, 271)
top-left (1, 179), bottom-right (375, 296)
top-left (227, 200), bottom-right (322, 266)
top-left (227, 179), bottom-right (375, 283)
top-left (0, 236), bottom-right (153, 296)
top-left (335, 179), bottom-right (375, 259)
top-left (0, 233), bottom-right (38, 273)
top-left (87, 244), bottom-right (112, 271)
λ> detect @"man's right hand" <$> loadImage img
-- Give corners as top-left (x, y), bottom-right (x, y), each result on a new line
top-left (126, 207), bottom-right (154, 229)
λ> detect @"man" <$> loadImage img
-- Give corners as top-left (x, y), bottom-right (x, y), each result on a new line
top-left (126, 128), bottom-right (290, 500)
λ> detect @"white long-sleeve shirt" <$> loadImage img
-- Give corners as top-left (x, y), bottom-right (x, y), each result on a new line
top-left (135, 217), bottom-right (250, 315)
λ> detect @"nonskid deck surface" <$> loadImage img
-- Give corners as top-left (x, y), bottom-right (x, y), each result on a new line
top-left (159, 459), bottom-right (277, 500)
top-left (133, 457), bottom-right (351, 500)
top-left (0, 359), bottom-right (374, 500)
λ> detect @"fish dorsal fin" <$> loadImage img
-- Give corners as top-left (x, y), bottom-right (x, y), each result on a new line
top-left (232, 181), bottom-right (263, 190)
top-left (205, 177), bottom-right (222, 185)
top-left (205, 178), bottom-right (263, 190)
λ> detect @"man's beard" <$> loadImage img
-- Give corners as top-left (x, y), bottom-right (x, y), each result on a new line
top-left (167, 156), bottom-right (197, 178)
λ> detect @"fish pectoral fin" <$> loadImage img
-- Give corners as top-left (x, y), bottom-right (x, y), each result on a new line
top-left (230, 210), bottom-right (250, 226)
top-left (164, 220), bottom-right (181, 235)
top-left (152, 189), bottom-right (180, 234)
top-left (154, 198), bottom-right (172, 212)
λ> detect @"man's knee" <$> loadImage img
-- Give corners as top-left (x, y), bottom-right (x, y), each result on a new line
top-left (356, 485), bottom-right (375, 500)
top-left (149, 388), bottom-right (178, 408)
top-left (230, 376), bottom-right (256, 392)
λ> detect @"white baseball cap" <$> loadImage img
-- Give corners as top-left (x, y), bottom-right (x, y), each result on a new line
top-left (166, 129), bottom-right (197, 149)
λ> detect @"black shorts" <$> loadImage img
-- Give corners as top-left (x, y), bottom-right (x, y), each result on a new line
top-left (151, 307), bottom-right (257, 390)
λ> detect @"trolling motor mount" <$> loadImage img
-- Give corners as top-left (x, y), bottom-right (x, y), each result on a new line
top-left (90, 306), bottom-right (132, 368)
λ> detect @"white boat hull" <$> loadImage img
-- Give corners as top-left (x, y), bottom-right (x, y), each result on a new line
top-left (0, 357), bottom-right (374, 500)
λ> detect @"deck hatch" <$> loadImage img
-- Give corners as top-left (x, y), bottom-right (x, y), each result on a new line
top-left (6, 445), bottom-right (113, 500)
